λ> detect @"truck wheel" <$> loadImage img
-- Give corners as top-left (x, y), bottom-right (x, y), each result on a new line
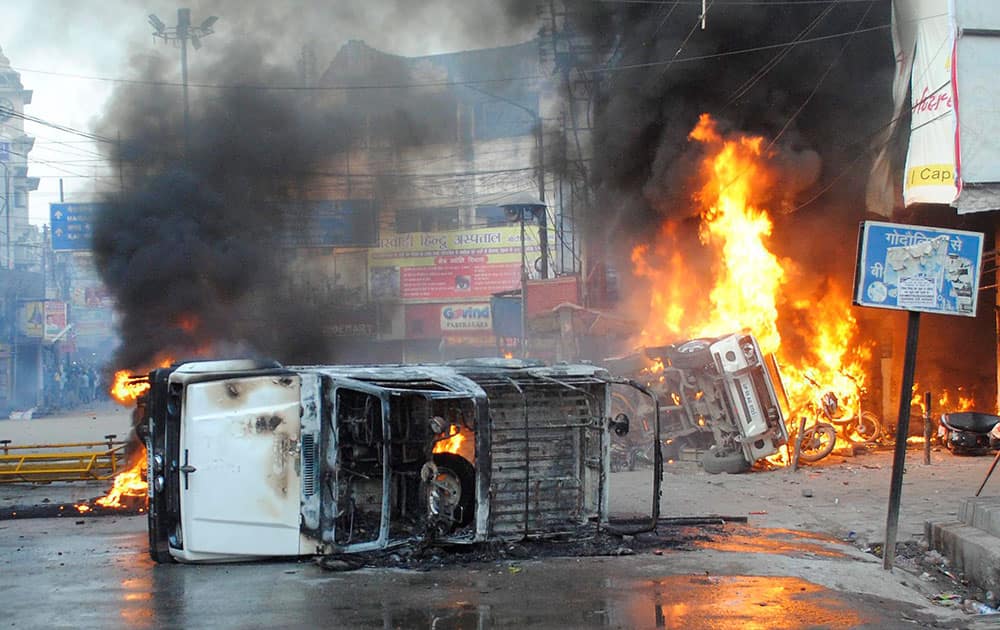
top-left (701, 447), bottom-right (751, 474)
top-left (431, 453), bottom-right (475, 528)
top-left (669, 338), bottom-right (714, 370)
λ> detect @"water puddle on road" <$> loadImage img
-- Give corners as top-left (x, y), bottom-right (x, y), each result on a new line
top-left (622, 575), bottom-right (869, 628)
top-left (369, 575), bottom-right (869, 629)
top-left (689, 525), bottom-right (850, 558)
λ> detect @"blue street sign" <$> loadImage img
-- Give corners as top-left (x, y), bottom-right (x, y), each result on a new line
top-left (50, 203), bottom-right (103, 251)
top-left (853, 221), bottom-right (984, 317)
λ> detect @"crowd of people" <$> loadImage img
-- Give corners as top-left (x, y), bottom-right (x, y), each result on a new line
top-left (44, 362), bottom-right (105, 411)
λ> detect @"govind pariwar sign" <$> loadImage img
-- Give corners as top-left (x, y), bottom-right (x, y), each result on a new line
top-left (853, 221), bottom-right (984, 317)
top-left (369, 226), bottom-right (540, 301)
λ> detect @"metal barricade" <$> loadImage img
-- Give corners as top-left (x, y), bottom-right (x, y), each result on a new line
top-left (0, 435), bottom-right (127, 482)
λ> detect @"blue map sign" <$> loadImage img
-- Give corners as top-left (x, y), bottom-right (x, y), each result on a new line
top-left (853, 221), bottom-right (984, 317)
top-left (50, 203), bottom-right (103, 251)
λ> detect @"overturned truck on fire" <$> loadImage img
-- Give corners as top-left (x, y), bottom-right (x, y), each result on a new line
top-left (141, 359), bottom-right (656, 563)
top-left (608, 332), bottom-right (789, 474)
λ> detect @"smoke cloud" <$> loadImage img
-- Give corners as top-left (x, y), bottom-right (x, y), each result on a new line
top-left (91, 1), bottom-right (537, 370)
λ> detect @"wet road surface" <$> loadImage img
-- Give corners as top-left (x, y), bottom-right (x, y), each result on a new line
top-left (1, 515), bottom-right (972, 629)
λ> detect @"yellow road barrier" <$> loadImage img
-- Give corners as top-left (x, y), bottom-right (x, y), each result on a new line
top-left (0, 436), bottom-right (128, 482)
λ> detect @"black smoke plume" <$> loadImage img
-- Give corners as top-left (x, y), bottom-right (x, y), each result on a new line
top-left (91, 27), bottom-right (517, 370)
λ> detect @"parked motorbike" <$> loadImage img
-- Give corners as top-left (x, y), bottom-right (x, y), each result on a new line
top-left (786, 414), bottom-right (838, 463)
top-left (809, 372), bottom-right (883, 444)
top-left (938, 412), bottom-right (1000, 455)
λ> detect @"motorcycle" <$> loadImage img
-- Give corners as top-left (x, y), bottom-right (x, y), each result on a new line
top-left (810, 372), bottom-right (883, 444)
top-left (938, 411), bottom-right (1000, 455)
top-left (786, 413), bottom-right (838, 463)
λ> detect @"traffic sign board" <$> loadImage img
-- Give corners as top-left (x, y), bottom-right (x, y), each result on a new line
top-left (50, 203), bottom-right (103, 251)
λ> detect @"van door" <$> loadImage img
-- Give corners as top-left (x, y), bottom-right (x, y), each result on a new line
top-left (176, 374), bottom-right (303, 561)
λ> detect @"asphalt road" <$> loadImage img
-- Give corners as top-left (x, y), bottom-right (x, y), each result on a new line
top-left (0, 513), bottom-right (971, 629)
top-left (2, 412), bottom-right (998, 628)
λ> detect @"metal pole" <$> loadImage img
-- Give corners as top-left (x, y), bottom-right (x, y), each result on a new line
top-left (535, 117), bottom-right (548, 279)
top-left (791, 416), bottom-right (806, 471)
top-left (520, 212), bottom-right (528, 359)
top-left (178, 8), bottom-right (190, 159)
top-left (883, 310), bottom-right (921, 571)
top-left (4, 163), bottom-right (10, 270)
top-left (923, 391), bottom-right (932, 465)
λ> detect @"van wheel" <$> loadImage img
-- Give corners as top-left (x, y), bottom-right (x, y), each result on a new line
top-left (431, 453), bottom-right (475, 528)
top-left (701, 447), bottom-right (751, 474)
top-left (669, 338), bottom-right (714, 369)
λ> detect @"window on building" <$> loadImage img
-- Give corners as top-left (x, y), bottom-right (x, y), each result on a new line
top-left (474, 205), bottom-right (513, 227)
top-left (395, 207), bottom-right (459, 233)
top-left (474, 93), bottom-right (538, 140)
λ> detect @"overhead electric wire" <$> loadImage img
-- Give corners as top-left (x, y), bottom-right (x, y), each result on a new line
top-left (766, 1), bottom-right (876, 150)
top-left (725, 0), bottom-right (838, 107)
top-left (7, 16), bottom-right (931, 94)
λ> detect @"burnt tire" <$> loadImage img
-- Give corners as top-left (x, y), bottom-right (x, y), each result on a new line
top-left (432, 453), bottom-right (475, 528)
top-left (701, 447), bottom-right (751, 475)
top-left (668, 338), bottom-right (715, 370)
top-left (798, 423), bottom-right (837, 462)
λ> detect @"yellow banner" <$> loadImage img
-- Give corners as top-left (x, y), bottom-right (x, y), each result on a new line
top-left (906, 164), bottom-right (956, 187)
top-left (369, 226), bottom-right (540, 301)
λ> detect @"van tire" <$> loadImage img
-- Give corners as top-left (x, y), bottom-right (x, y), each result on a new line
top-left (669, 339), bottom-right (714, 370)
top-left (432, 453), bottom-right (476, 527)
top-left (701, 447), bottom-right (751, 474)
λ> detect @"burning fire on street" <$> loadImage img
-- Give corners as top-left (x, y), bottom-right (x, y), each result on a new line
top-left (72, 362), bottom-right (168, 515)
top-left (631, 114), bottom-right (875, 462)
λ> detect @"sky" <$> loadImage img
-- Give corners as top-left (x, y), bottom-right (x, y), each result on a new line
top-left (0, 0), bottom-right (537, 226)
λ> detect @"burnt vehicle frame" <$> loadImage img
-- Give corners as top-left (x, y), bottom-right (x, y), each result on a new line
top-left (143, 359), bottom-right (660, 563)
top-left (608, 332), bottom-right (788, 473)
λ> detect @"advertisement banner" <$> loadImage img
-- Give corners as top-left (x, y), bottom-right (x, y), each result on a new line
top-left (853, 221), bottom-right (983, 317)
top-left (44, 301), bottom-right (67, 340)
top-left (369, 226), bottom-right (540, 302)
top-left (902, 3), bottom-right (959, 206)
top-left (18, 301), bottom-right (44, 338)
top-left (405, 302), bottom-right (493, 337)
top-left (440, 303), bottom-right (492, 332)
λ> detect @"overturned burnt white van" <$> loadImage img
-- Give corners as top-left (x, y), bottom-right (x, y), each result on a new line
top-left (143, 359), bottom-right (656, 563)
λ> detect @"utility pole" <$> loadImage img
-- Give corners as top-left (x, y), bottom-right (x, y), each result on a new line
top-left (1, 160), bottom-right (9, 270)
top-left (148, 9), bottom-right (218, 158)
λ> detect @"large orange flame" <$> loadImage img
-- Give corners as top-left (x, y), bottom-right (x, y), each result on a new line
top-left (95, 456), bottom-right (148, 509)
top-left (632, 114), bottom-right (872, 458)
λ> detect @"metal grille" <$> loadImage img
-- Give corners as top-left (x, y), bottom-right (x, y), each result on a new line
top-left (482, 375), bottom-right (604, 538)
top-left (301, 433), bottom-right (318, 497)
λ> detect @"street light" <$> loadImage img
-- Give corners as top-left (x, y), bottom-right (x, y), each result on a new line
top-left (499, 193), bottom-right (546, 359)
top-left (148, 8), bottom-right (218, 157)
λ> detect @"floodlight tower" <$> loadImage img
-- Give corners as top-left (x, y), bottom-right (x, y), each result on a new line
top-left (148, 9), bottom-right (218, 157)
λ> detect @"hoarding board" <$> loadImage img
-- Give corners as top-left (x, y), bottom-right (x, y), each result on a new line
top-left (369, 226), bottom-right (540, 301)
top-left (853, 221), bottom-right (983, 317)
top-left (44, 301), bottom-right (67, 340)
top-left (18, 301), bottom-right (43, 338)
top-left (282, 200), bottom-right (377, 248)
